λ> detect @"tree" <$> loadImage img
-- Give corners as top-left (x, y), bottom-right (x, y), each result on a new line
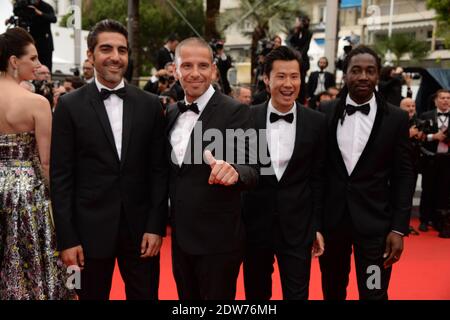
top-left (427, 0), bottom-right (450, 48)
top-left (373, 33), bottom-right (430, 65)
top-left (205, 0), bottom-right (221, 41)
top-left (79, 0), bottom-right (205, 76)
top-left (128, 0), bottom-right (140, 85)
top-left (219, 0), bottom-right (305, 85)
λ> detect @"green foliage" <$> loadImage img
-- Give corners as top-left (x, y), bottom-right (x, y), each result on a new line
top-left (427, 0), bottom-right (450, 47)
top-left (219, 0), bottom-right (304, 38)
top-left (81, 0), bottom-right (205, 75)
top-left (219, 0), bottom-right (305, 83)
top-left (372, 33), bottom-right (430, 65)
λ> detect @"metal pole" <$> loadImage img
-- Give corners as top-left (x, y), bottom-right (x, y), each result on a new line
top-left (386, 0), bottom-right (394, 65)
top-left (388, 0), bottom-right (394, 38)
top-left (324, 0), bottom-right (339, 73)
top-left (73, 0), bottom-right (82, 74)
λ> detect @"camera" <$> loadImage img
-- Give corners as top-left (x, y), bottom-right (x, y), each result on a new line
top-left (257, 39), bottom-right (275, 56)
top-left (209, 39), bottom-right (224, 54)
top-left (411, 118), bottom-right (433, 135)
top-left (33, 79), bottom-right (54, 106)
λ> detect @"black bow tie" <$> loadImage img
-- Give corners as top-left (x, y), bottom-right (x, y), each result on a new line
top-left (345, 103), bottom-right (370, 116)
top-left (177, 101), bottom-right (200, 114)
top-left (100, 87), bottom-right (126, 100)
top-left (438, 112), bottom-right (449, 117)
top-left (340, 103), bottom-right (370, 124)
top-left (270, 112), bottom-right (294, 123)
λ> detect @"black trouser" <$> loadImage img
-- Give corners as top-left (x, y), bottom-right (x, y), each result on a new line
top-left (36, 45), bottom-right (53, 72)
top-left (171, 233), bottom-right (242, 300)
top-left (76, 214), bottom-right (160, 300)
top-left (243, 217), bottom-right (312, 300)
top-left (319, 217), bottom-right (392, 300)
top-left (420, 154), bottom-right (450, 225)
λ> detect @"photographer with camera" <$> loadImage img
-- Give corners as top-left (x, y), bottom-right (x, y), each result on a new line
top-left (379, 66), bottom-right (413, 107)
top-left (210, 39), bottom-right (232, 95)
top-left (400, 98), bottom-right (427, 235)
top-left (8, 1), bottom-right (56, 72)
top-left (418, 89), bottom-right (450, 237)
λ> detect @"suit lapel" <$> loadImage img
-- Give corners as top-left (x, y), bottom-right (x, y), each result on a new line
top-left (120, 84), bottom-right (134, 169)
top-left (254, 103), bottom-right (276, 184)
top-left (166, 104), bottom-right (181, 173)
top-left (331, 99), bottom-right (349, 177)
top-left (178, 91), bottom-right (220, 171)
top-left (88, 82), bottom-right (120, 162)
top-left (278, 103), bottom-right (303, 185)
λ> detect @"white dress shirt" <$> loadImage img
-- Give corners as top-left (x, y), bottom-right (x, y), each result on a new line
top-left (314, 72), bottom-right (326, 95)
top-left (266, 99), bottom-right (297, 181)
top-left (170, 85), bottom-right (215, 167)
top-left (95, 78), bottom-right (125, 160)
top-left (436, 110), bottom-right (449, 154)
top-left (337, 94), bottom-right (377, 175)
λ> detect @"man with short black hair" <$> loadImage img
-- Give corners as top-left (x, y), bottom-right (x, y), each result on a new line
top-left (51, 19), bottom-right (168, 300)
top-left (242, 46), bottom-right (326, 300)
top-left (318, 46), bottom-right (415, 300)
top-left (418, 89), bottom-right (450, 234)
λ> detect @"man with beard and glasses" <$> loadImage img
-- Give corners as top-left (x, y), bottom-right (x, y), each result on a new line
top-left (51, 20), bottom-right (168, 300)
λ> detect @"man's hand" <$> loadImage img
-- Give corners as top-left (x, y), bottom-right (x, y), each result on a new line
top-left (204, 150), bottom-right (239, 186)
top-left (28, 5), bottom-right (43, 16)
top-left (409, 125), bottom-right (419, 139)
top-left (61, 245), bottom-right (85, 270)
top-left (433, 130), bottom-right (447, 142)
top-left (140, 233), bottom-right (162, 258)
top-left (383, 232), bottom-right (404, 269)
top-left (312, 232), bottom-right (325, 257)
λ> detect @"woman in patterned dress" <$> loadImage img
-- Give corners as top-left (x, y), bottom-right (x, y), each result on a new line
top-left (0, 27), bottom-right (74, 299)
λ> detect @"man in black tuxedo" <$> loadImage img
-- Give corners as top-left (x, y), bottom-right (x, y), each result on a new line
top-left (157, 34), bottom-right (178, 70)
top-left (51, 20), bottom-right (168, 300)
top-left (242, 46), bottom-right (326, 300)
top-left (418, 89), bottom-right (450, 232)
top-left (318, 46), bottom-right (415, 300)
top-left (19, 0), bottom-right (56, 71)
top-left (166, 37), bottom-right (258, 300)
top-left (307, 57), bottom-right (336, 100)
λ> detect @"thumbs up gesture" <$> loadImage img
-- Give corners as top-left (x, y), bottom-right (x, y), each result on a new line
top-left (204, 150), bottom-right (239, 186)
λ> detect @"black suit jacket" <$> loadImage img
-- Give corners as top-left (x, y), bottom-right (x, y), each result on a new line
top-left (166, 91), bottom-right (258, 255)
top-left (51, 82), bottom-right (168, 258)
top-left (242, 103), bottom-right (327, 248)
top-left (307, 71), bottom-right (336, 98)
top-left (27, 1), bottom-right (56, 52)
top-left (420, 109), bottom-right (449, 154)
top-left (157, 47), bottom-right (173, 70)
top-left (319, 94), bottom-right (415, 236)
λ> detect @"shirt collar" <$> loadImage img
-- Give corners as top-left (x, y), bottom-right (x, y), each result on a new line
top-left (267, 99), bottom-right (297, 117)
top-left (346, 93), bottom-right (377, 110)
top-left (184, 85), bottom-right (215, 113)
top-left (95, 78), bottom-right (125, 93)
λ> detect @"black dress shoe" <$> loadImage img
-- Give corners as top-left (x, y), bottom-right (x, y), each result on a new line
top-left (418, 222), bottom-right (429, 232)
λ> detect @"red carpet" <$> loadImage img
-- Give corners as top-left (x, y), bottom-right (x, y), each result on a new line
top-left (110, 218), bottom-right (450, 300)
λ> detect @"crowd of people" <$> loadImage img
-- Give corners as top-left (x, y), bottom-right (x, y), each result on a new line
top-left (0, 7), bottom-right (449, 302)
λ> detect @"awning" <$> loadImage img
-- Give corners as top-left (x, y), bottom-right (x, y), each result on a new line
top-left (341, 0), bottom-right (361, 8)
top-left (373, 21), bottom-right (434, 31)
